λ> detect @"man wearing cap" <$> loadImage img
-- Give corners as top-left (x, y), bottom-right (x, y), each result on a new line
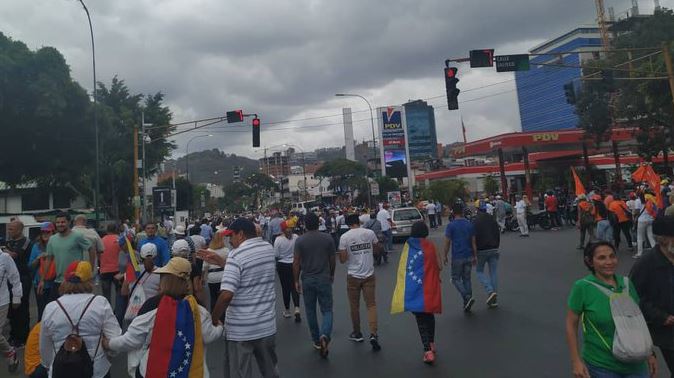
top-left (213, 218), bottom-right (279, 378)
top-left (630, 216), bottom-right (674, 376)
top-left (137, 222), bottom-right (170, 268)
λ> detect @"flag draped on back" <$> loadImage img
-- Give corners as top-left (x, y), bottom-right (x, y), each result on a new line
top-left (391, 238), bottom-right (441, 314)
top-left (571, 167), bottom-right (586, 197)
top-left (146, 295), bottom-right (204, 378)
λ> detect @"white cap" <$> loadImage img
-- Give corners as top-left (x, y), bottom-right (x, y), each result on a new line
top-left (174, 225), bottom-right (186, 236)
top-left (190, 235), bottom-right (206, 250)
top-left (171, 239), bottom-right (190, 258)
top-left (140, 243), bottom-right (158, 258)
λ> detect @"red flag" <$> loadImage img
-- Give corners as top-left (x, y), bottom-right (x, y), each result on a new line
top-left (571, 167), bottom-right (586, 196)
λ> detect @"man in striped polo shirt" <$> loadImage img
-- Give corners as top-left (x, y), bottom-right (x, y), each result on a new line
top-left (212, 218), bottom-right (279, 378)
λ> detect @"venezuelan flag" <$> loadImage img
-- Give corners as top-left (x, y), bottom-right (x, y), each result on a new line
top-left (146, 295), bottom-right (204, 378)
top-left (391, 237), bottom-right (441, 314)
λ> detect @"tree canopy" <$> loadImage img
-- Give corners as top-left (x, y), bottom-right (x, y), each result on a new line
top-left (575, 10), bottom-right (674, 159)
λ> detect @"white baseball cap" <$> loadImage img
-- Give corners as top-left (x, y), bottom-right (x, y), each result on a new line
top-left (174, 225), bottom-right (186, 236)
top-left (171, 239), bottom-right (190, 258)
top-left (140, 243), bottom-right (158, 258)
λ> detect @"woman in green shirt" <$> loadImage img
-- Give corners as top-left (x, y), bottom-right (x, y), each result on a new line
top-left (565, 241), bottom-right (657, 378)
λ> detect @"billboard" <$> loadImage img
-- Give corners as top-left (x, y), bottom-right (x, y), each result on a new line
top-left (378, 106), bottom-right (411, 180)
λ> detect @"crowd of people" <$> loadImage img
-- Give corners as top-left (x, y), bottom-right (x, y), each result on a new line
top-left (0, 175), bottom-right (673, 377)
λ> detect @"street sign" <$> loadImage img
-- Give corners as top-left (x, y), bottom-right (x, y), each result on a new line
top-left (469, 49), bottom-right (494, 68)
top-left (495, 54), bottom-right (530, 72)
top-left (152, 187), bottom-right (172, 210)
top-left (370, 182), bottom-right (380, 196)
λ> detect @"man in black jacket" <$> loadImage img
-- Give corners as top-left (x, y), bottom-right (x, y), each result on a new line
top-left (473, 208), bottom-right (501, 308)
top-left (630, 216), bottom-right (674, 377)
top-left (5, 220), bottom-right (32, 347)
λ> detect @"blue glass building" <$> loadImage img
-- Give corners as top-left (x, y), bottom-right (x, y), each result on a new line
top-left (515, 28), bottom-right (602, 132)
top-left (403, 100), bottom-right (438, 161)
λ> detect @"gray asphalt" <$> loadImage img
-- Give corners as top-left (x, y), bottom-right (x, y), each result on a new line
top-left (3, 225), bottom-right (669, 377)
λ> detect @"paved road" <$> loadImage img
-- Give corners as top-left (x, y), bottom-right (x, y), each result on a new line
top-left (3, 225), bottom-right (668, 377)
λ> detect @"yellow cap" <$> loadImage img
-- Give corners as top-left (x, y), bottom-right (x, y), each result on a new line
top-left (154, 257), bottom-right (191, 279)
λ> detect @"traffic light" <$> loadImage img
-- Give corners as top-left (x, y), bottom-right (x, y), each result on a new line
top-left (563, 82), bottom-right (576, 105)
top-left (252, 117), bottom-right (260, 147)
top-left (444, 67), bottom-right (460, 110)
top-left (226, 109), bottom-right (244, 123)
top-left (469, 49), bottom-right (494, 68)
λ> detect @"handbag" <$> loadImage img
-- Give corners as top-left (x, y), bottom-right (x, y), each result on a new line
top-left (124, 271), bottom-right (148, 321)
top-left (39, 256), bottom-right (56, 281)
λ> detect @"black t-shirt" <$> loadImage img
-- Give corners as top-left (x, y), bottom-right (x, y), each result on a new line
top-left (294, 231), bottom-right (335, 281)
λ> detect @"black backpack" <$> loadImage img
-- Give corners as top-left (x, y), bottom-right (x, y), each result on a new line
top-left (52, 295), bottom-right (99, 378)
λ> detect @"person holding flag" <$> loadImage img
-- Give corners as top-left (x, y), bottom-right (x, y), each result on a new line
top-left (103, 257), bottom-right (223, 378)
top-left (391, 221), bottom-right (442, 364)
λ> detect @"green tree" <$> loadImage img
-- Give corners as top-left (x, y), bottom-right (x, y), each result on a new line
top-left (575, 10), bottom-right (674, 160)
top-left (482, 174), bottom-right (500, 195)
top-left (315, 159), bottom-right (368, 204)
top-left (424, 179), bottom-right (468, 207)
top-left (96, 77), bottom-right (175, 219)
top-left (0, 32), bottom-right (92, 194)
top-left (374, 176), bottom-right (399, 201)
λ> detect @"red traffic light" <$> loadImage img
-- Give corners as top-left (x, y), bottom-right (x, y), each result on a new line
top-left (252, 118), bottom-right (260, 127)
top-left (446, 67), bottom-right (457, 78)
top-left (226, 110), bottom-right (244, 123)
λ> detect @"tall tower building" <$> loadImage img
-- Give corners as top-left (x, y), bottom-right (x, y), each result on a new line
top-left (403, 100), bottom-right (438, 161)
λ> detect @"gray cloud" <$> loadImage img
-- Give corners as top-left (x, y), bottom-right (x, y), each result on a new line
top-left (2, 0), bottom-right (668, 158)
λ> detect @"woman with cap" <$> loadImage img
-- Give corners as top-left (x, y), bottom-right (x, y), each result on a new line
top-left (121, 243), bottom-right (161, 323)
top-left (103, 257), bottom-right (223, 378)
top-left (40, 260), bottom-right (122, 378)
top-left (202, 229), bottom-right (231, 311)
top-left (28, 222), bottom-right (55, 320)
top-left (274, 221), bottom-right (301, 321)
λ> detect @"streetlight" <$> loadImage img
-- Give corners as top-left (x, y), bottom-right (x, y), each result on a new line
top-left (185, 134), bottom-right (213, 182)
top-left (335, 93), bottom-right (376, 208)
top-left (185, 134), bottom-right (212, 219)
top-left (76, 0), bottom-right (100, 224)
top-left (140, 112), bottom-right (153, 223)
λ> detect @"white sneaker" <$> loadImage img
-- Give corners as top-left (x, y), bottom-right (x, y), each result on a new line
top-left (282, 310), bottom-right (291, 318)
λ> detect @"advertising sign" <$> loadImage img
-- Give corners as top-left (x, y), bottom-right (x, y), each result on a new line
top-left (378, 106), bottom-right (411, 180)
top-left (152, 187), bottom-right (172, 210)
top-left (387, 191), bottom-right (402, 208)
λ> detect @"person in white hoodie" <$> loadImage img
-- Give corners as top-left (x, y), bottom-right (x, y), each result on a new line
top-left (103, 257), bottom-right (223, 378)
top-left (0, 247), bottom-right (22, 372)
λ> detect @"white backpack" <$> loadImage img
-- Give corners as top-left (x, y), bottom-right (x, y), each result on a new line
top-left (583, 277), bottom-right (653, 363)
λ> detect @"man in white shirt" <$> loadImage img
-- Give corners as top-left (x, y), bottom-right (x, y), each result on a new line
top-left (0, 249), bottom-right (22, 371)
top-left (376, 203), bottom-right (393, 259)
top-left (359, 210), bottom-right (370, 226)
top-left (426, 201), bottom-right (437, 229)
top-left (339, 214), bottom-right (381, 352)
top-left (515, 195), bottom-right (529, 237)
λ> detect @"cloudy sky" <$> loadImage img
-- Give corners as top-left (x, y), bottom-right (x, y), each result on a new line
top-left (2, 0), bottom-right (669, 160)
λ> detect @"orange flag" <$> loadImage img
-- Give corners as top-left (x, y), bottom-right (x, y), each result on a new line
top-left (643, 165), bottom-right (663, 208)
top-left (571, 167), bottom-right (586, 197)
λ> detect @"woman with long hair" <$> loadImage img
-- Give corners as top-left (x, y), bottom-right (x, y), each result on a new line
top-left (565, 242), bottom-right (657, 378)
top-left (40, 261), bottom-right (121, 378)
top-left (391, 221), bottom-right (442, 364)
top-left (103, 257), bottom-right (223, 378)
top-left (28, 222), bottom-right (55, 320)
top-left (203, 229), bottom-right (230, 311)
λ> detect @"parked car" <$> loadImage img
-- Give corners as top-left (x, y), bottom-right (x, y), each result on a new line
top-left (390, 207), bottom-right (424, 242)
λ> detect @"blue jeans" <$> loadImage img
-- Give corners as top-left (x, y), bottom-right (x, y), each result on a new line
top-left (596, 220), bottom-right (613, 242)
top-left (383, 230), bottom-right (393, 252)
top-left (585, 363), bottom-right (648, 378)
top-left (451, 257), bottom-right (473, 302)
top-left (476, 250), bottom-right (499, 294)
top-left (301, 276), bottom-right (333, 343)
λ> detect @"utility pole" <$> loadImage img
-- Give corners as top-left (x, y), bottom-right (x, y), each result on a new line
top-left (662, 42), bottom-right (674, 174)
top-left (141, 112), bottom-right (147, 223)
top-left (133, 124), bottom-right (140, 223)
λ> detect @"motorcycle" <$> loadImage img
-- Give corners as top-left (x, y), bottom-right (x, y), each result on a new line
top-left (527, 210), bottom-right (552, 230)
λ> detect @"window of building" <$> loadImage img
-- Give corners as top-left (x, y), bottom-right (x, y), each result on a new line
top-left (21, 190), bottom-right (49, 211)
